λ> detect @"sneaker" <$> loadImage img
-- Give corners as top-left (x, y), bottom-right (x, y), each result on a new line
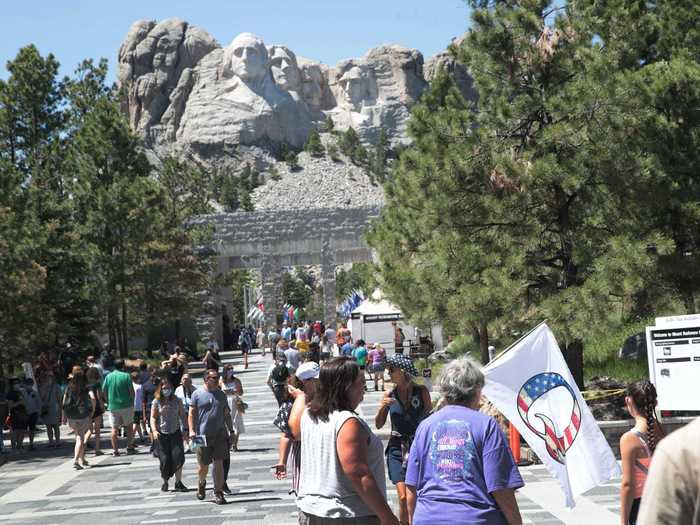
top-left (222, 483), bottom-right (232, 495)
top-left (94, 450), bottom-right (104, 456)
top-left (112, 450), bottom-right (121, 457)
top-left (214, 491), bottom-right (227, 505)
top-left (174, 481), bottom-right (188, 492)
top-left (73, 461), bottom-right (83, 470)
top-left (126, 447), bottom-right (137, 455)
top-left (196, 480), bottom-right (206, 501)
top-left (161, 481), bottom-right (168, 492)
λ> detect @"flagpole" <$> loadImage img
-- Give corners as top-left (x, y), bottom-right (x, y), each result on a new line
top-left (484, 320), bottom-right (548, 370)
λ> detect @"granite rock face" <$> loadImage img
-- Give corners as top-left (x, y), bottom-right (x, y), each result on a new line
top-left (326, 45), bottom-right (428, 145)
top-left (118, 19), bottom-right (218, 138)
top-left (117, 18), bottom-right (471, 158)
top-left (424, 37), bottom-right (478, 104)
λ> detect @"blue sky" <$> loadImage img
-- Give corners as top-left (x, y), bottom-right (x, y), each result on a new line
top-left (1, 0), bottom-right (471, 84)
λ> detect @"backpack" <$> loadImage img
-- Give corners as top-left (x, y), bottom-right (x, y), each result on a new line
top-left (271, 362), bottom-right (290, 384)
top-left (63, 389), bottom-right (91, 419)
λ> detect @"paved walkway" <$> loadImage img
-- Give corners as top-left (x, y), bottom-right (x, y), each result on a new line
top-left (0, 352), bottom-right (622, 524)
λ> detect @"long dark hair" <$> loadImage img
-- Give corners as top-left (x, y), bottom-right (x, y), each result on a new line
top-left (155, 378), bottom-right (175, 402)
top-left (69, 366), bottom-right (87, 393)
top-left (627, 379), bottom-right (658, 453)
top-left (307, 357), bottom-right (359, 422)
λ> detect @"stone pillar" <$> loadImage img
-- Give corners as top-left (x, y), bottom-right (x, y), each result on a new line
top-left (321, 239), bottom-right (337, 329)
top-left (214, 256), bottom-right (233, 350)
top-left (261, 253), bottom-right (282, 331)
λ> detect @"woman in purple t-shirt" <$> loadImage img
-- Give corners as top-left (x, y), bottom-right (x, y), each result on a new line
top-left (405, 357), bottom-right (524, 525)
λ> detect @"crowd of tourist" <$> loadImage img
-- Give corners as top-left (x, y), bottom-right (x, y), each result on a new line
top-left (1, 320), bottom-right (698, 524)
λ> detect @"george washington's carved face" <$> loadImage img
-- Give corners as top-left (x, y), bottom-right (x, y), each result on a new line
top-left (224, 33), bottom-right (269, 83)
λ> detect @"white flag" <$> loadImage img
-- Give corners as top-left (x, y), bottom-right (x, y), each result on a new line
top-left (482, 323), bottom-right (620, 508)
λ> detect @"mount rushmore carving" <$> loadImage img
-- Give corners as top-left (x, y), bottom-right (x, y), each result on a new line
top-left (118, 18), bottom-right (475, 158)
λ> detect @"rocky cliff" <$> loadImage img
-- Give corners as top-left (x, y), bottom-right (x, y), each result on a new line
top-left (118, 18), bottom-right (475, 167)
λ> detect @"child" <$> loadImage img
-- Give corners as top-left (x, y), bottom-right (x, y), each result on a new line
top-left (131, 372), bottom-right (146, 443)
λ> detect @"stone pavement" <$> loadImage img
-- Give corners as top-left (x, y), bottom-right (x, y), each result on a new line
top-left (0, 352), bottom-right (622, 524)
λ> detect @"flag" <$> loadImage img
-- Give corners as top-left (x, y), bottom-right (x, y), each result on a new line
top-left (482, 323), bottom-right (620, 508)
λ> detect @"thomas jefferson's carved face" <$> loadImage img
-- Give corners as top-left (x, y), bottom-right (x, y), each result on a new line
top-left (226, 33), bottom-right (268, 83)
top-left (269, 46), bottom-right (301, 92)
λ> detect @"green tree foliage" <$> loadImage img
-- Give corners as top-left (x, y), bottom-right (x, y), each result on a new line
top-left (283, 269), bottom-right (314, 308)
top-left (336, 262), bottom-right (379, 301)
top-left (327, 143), bottom-right (341, 162)
top-left (283, 148), bottom-right (300, 171)
top-left (304, 129), bottom-right (325, 158)
top-left (0, 159), bottom-right (48, 367)
top-left (338, 127), bottom-right (368, 166)
top-left (368, 129), bottom-right (389, 184)
top-left (0, 45), bottom-right (65, 173)
top-left (369, 1), bottom-right (700, 364)
top-left (323, 115), bottom-right (335, 133)
top-left (0, 46), bottom-right (216, 362)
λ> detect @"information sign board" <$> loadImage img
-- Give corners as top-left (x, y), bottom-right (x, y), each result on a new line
top-left (646, 323), bottom-right (700, 411)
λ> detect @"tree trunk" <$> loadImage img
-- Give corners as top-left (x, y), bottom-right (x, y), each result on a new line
top-left (563, 340), bottom-right (584, 390)
top-left (121, 300), bottom-right (128, 358)
top-left (479, 322), bottom-right (490, 365)
top-left (682, 288), bottom-right (696, 314)
top-left (108, 304), bottom-right (117, 351)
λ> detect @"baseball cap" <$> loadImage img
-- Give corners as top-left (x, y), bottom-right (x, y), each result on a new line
top-left (296, 362), bottom-right (320, 381)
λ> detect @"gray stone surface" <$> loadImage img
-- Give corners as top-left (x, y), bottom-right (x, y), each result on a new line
top-left (191, 206), bottom-right (379, 331)
top-left (0, 352), bottom-right (622, 524)
top-left (251, 150), bottom-right (385, 212)
top-left (117, 18), bottom-right (468, 159)
top-left (423, 36), bottom-right (479, 104)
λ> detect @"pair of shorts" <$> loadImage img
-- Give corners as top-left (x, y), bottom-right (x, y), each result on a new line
top-left (109, 407), bottom-right (134, 429)
top-left (386, 442), bottom-right (407, 484)
top-left (133, 410), bottom-right (143, 424)
top-left (197, 430), bottom-right (230, 465)
top-left (68, 417), bottom-right (92, 434)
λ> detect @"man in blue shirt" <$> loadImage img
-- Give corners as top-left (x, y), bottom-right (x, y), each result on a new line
top-left (280, 321), bottom-right (292, 341)
top-left (341, 340), bottom-right (355, 357)
top-left (188, 370), bottom-right (234, 505)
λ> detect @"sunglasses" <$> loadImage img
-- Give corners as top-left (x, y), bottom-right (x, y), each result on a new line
top-left (206, 375), bottom-right (219, 381)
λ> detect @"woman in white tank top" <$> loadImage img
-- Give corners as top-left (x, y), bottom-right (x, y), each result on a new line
top-left (289, 357), bottom-right (399, 525)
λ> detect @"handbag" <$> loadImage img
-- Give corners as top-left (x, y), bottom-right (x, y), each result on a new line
top-left (235, 397), bottom-right (247, 414)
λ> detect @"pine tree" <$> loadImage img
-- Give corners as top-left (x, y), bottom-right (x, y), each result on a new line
top-left (369, 129), bottom-right (389, 184)
top-left (324, 115), bottom-right (335, 133)
top-left (368, 2), bottom-right (644, 365)
top-left (304, 129), bottom-right (325, 157)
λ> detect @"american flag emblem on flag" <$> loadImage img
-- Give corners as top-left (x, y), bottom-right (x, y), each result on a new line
top-left (517, 372), bottom-right (581, 464)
